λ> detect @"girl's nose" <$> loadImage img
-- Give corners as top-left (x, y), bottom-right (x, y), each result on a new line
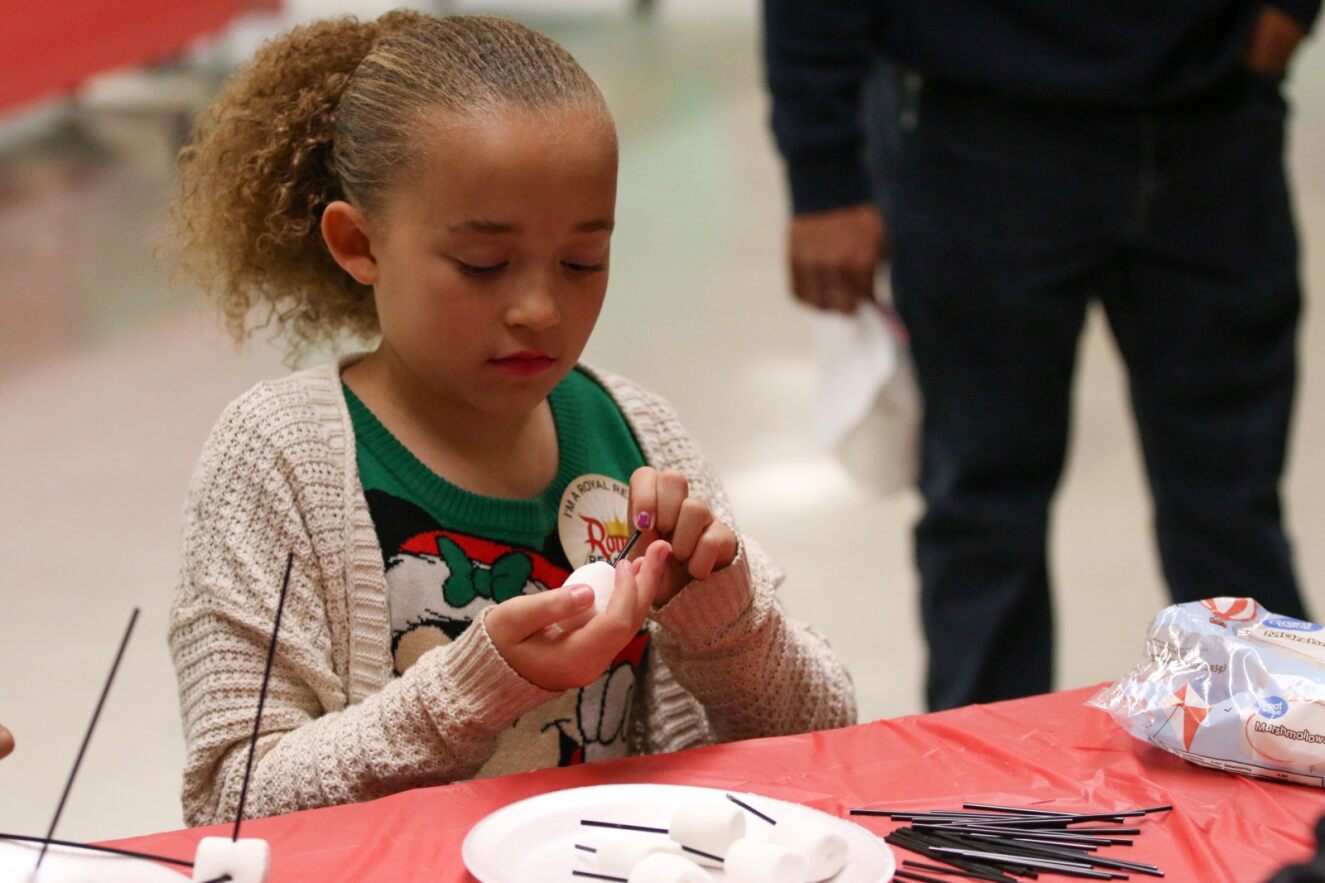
top-left (504, 276), bottom-right (561, 330)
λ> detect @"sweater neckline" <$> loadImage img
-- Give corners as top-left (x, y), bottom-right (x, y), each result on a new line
top-left (340, 372), bottom-right (590, 538)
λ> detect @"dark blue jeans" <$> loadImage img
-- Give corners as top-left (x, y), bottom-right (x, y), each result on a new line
top-left (871, 67), bottom-right (1309, 711)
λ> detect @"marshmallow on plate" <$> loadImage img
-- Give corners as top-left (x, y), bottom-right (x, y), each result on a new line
top-left (723, 838), bottom-right (807, 883)
top-left (668, 799), bottom-right (745, 861)
top-left (590, 833), bottom-right (686, 876)
top-left (769, 817), bottom-right (848, 881)
top-left (626, 852), bottom-right (711, 883)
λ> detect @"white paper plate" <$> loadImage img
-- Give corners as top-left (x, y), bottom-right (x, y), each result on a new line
top-left (0, 840), bottom-right (188, 882)
top-left (462, 783), bottom-right (894, 882)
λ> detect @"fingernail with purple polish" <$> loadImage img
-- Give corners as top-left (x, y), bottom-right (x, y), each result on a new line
top-left (636, 512), bottom-right (652, 530)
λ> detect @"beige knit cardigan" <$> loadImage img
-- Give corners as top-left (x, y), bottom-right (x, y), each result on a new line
top-left (169, 358), bottom-right (856, 827)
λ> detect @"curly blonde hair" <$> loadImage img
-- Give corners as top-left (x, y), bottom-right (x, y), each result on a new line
top-left (174, 11), bottom-right (610, 355)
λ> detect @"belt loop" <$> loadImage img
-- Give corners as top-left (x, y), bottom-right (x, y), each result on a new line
top-left (900, 67), bottom-right (923, 132)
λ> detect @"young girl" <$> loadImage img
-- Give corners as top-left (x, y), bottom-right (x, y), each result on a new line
top-left (170, 10), bottom-right (855, 828)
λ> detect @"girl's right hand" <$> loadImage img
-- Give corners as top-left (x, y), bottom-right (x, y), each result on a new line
top-left (486, 541), bottom-right (669, 692)
top-left (0, 724), bottom-right (13, 761)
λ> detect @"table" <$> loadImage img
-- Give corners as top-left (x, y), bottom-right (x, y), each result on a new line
top-left (112, 685), bottom-right (1323, 882)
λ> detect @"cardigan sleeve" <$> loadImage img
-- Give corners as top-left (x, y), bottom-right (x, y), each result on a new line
top-left (170, 385), bottom-right (555, 827)
top-left (600, 372), bottom-right (857, 741)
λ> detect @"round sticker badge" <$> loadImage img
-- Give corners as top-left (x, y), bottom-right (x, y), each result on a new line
top-left (558, 473), bottom-right (632, 569)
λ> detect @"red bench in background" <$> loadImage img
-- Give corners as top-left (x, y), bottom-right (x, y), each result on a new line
top-left (2, 1), bottom-right (246, 117)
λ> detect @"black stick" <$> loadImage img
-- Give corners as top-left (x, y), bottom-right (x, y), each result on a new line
top-left (681, 844), bottom-right (724, 863)
top-left (580, 819), bottom-right (668, 835)
top-left (233, 552), bottom-right (294, 842)
top-left (0, 832), bottom-right (190, 868)
top-left (963, 803), bottom-right (1076, 817)
top-left (886, 830), bottom-right (1023, 882)
top-left (611, 530), bottom-right (643, 565)
top-left (904, 859), bottom-right (1013, 881)
top-left (726, 793), bottom-right (777, 825)
top-left (896, 870), bottom-right (952, 883)
top-left (851, 808), bottom-right (910, 817)
top-left (577, 820), bottom-right (721, 863)
top-left (930, 846), bottom-right (1123, 879)
top-left (36, 608), bottom-right (138, 871)
top-left (573, 872), bottom-right (627, 882)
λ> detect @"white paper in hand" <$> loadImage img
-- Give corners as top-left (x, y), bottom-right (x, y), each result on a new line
top-left (810, 271), bottom-right (920, 495)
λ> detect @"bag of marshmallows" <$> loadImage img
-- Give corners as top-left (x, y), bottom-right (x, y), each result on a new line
top-left (1090, 597), bottom-right (1325, 787)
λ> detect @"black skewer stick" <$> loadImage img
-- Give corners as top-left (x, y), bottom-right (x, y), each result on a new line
top-left (896, 870), bottom-right (953, 883)
top-left (233, 551), bottom-right (294, 842)
top-left (929, 847), bottom-right (1121, 879)
top-left (0, 833), bottom-right (192, 868)
top-left (573, 872), bottom-right (626, 882)
top-left (886, 830), bottom-right (1025, 881)
top-left (904, 858), bottom-right (1013, 881)
top-left (726, 793), bottom-right (777, 825)
top-left (580, 819), bottom-right (668, 835)
top-left (611, 529), bottom-right (643, 565)
top-left (963, 803), bottom-right (1079, 817)
top-left (36, 608), bottom-right (139, 872)
top-left (577, 819), bottom-right (722, 864)
top-left (913, 822), bottom-right (1123, 844)
top-left (888, 829), bottom-right (1036, 880)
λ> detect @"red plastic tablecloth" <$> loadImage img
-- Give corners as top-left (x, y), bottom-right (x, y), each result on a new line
top-left (111, 685), bottom-right (1323, 881)
top-left (3, 1), bottom-right (244, 115)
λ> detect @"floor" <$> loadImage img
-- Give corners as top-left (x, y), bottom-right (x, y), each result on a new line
top-left (2, 0), bottom-right (1325, 842)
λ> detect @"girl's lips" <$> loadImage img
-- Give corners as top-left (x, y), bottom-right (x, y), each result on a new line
top-left (489, 353), bottom-right (557, 375)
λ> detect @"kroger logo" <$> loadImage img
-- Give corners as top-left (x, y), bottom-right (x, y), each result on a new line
top-left (1256, 697), bottom-right (1290, 719)
top-left (1264, 617), bottom-right (1324, 632)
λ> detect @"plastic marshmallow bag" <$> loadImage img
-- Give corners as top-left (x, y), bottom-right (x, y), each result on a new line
top-left (810, 270), bottom-right (921, 496)
top-left (1090, 598), bottom-right (1325, 787)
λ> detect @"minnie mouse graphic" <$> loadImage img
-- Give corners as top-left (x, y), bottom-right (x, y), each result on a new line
top-left (367, 490), bottom-right (648, 774)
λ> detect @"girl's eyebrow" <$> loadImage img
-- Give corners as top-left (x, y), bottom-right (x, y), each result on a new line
top-left (449, 220), bottom-right (516, 234)
top-left (447, 219), bottom-right (615, 234)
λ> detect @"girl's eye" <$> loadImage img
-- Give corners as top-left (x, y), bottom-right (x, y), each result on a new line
top-left (454, 260), bottom-right (509, 277)
top-left (563, 261), bottom-right (607, 274)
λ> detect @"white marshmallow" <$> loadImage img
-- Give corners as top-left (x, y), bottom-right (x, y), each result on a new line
top-left (564, 561), bottom-right (618, 615)
top-left (192, 837), bottom-right (270, 883)
top-left (626, 852), bottom-right (711, 883)
top-left (591, 833), bottom-right (684, 877)
top-left (769, 818), bottom-right (848, 881)
top-left (723, 838), bottom-right (808, 883)
top-left (668, 799), bottom-right (745, 861)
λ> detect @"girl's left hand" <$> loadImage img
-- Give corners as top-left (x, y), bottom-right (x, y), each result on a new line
top-left (628, 467), bottom-right (738, 606)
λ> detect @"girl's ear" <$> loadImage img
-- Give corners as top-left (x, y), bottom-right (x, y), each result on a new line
top-left (321, 201), bottom-right (379, 285)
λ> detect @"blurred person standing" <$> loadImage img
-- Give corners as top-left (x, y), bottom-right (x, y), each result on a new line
top-left (764, 0), bottom-right (1317, 710)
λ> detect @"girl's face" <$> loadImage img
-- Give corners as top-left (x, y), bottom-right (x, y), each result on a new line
top-left (368, 105), bottom-right (618, 418)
